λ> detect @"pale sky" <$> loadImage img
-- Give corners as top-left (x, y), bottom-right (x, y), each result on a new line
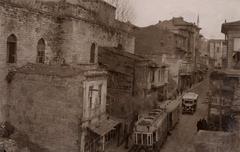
top-left (130, 0), bottom-right (240, 39)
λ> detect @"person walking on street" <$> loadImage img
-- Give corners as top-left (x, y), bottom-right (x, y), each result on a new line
top-left (197, 120), bottom-right (201, 131)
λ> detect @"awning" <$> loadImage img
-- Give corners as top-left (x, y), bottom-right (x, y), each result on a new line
top-left (88, 118), bottom-right (120, 136)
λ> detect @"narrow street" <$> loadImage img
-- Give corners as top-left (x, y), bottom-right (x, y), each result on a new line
top-left (161, 79), bottom-right (209, 152)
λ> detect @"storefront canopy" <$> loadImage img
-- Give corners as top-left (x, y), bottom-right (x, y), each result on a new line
top-left (88, 118), bottom-right (120, 136)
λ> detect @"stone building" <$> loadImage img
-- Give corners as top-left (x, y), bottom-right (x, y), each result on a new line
top-left (0, 0), bottom-right (139, 152)
top-left (134, 17), bottom-right (201, 92)
top-left (7, 63), bottom-right (115, 152)
top-left (222, 20), bottom-right (240, 69)
top-left (0, 0), bottom-right (134, 120)
top-left (208, 39), bottom-right (227, 69)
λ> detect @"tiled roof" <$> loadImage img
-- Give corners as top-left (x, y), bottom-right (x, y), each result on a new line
top-left (99, 47), bottom-right (145, 61)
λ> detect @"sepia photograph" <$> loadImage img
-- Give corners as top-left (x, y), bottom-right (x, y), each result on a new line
top-left (0, 0), bottom-right (239, 152)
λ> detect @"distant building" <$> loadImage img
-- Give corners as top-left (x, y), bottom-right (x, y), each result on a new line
top-left (208, 39), bottom-right (227, 69)
top-left (134, 17), bottom-right (201, 92)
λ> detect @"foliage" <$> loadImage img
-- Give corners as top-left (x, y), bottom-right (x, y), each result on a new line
top-left (104, 0), bottom-right (135, 22)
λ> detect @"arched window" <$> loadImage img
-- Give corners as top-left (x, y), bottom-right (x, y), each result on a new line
top-left (90, 43), bottom-right (96, 63)
top-left (37, 38), bottom-right (45, 64)
top-left (7, 34), bottom-right (17, 63)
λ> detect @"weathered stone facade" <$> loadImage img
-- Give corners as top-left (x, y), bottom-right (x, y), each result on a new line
top-left (0, 0), bottom-right (135, 121)
top-left (8, 64), bottom-right (108, 152)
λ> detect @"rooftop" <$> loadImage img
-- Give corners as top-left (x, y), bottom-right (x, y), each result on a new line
top-left (16, 63), bottom-right (107, 78)
top-left (183, 92), bottom-right (199, 100)
top-left (222, 20), bottom-right (240, 33)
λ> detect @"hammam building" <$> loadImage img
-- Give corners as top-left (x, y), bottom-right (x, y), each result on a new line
top-left (0, 0), bottom-right (170, 152)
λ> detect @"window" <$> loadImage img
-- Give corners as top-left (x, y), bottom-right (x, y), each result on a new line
top-left (89, 86), bottom-right (94, 109)
top-left (143, 134), bottom-right (147, 145)
top-left (37, 38), bottom-right (45, 63)
top-left (117, 44), bottom-right (123, 50)
top-left (160, 42), bottom-right (164, 47)
top-left (137, 133), bottom-right (142, 144)
top-left (150, 70), bottom-right (155, 83)
top-left (234, 38), bottom-right (240, 52)
top-left (90, 43), bottom-right (96, 63)
top-left (98, 84), bottom-right (102, 105)
top-left (7, 34), bottom-right (17, 63)
top-left (158, 70), bottom-right (161, 82)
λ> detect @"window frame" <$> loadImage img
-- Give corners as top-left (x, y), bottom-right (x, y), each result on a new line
top-left (7, 34), bottom-right (17, 64)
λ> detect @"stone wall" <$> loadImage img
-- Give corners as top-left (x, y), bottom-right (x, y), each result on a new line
top-left (8, 73), bottom-right (85, 152)
top-left (0, 1), bottom-right (58, 121)
top-left (0, 0), bottom-right (135, 121)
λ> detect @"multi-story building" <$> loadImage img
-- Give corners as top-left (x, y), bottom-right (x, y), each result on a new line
top-left (134, 17), bottom-right (201, 92)
top-left (208, 39), bottom-right (227, 69)
top-left (98, 46), bottom-right (169, 118)
top-left (222, 20), bottom-right (240, 69)
top-left (205, 20), bottom-right (240, 138)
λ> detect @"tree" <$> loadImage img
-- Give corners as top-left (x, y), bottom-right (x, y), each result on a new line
top-left (105, 0), bottom-right (135, 22)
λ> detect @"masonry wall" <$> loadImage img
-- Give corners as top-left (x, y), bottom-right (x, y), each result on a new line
top-left (0, 0), bottom-right (135, 121)
top-left (62, 18), bottom-right (135, 64)
top-left (8, 74), bottom-right (84, 152)
top-left (0, 1), bottom-right (58, 121)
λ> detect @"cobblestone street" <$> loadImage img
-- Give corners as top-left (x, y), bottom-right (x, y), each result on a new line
top-left (161, 79), bottom-right (209, 152)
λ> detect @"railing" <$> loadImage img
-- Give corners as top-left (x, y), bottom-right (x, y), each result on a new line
top-left (179, 63), bottom-right (193, 75)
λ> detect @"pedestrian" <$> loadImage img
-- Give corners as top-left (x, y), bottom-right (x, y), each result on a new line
top-left (202, 118), bottom-right (208, 130)
top-left (197, 120), bottom-right (201, 131)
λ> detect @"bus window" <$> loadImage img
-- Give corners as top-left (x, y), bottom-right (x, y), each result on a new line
top-left (148, 134), bottom-right (151, 145)
top-left (153, 132), bottom-right (156, 142)
top-left (137, 133), bottom-right (142, 145)
top-left (143, 134), bottom-right (147, 145)
top-left (134, 133), bottom-right (137, 144)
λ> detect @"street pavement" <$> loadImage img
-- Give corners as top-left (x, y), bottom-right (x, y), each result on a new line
top-left (161, 79), bottom-right (209, 152)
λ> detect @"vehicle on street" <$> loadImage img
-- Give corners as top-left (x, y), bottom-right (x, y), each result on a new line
top-left (133, 108), bottom-right (168, 152)
top-left (182, 92), bottom-right (199, 114)
top-left (132, 99), bottom-right (181, 152)
top-left (158, 99), bottom-right (181, 131)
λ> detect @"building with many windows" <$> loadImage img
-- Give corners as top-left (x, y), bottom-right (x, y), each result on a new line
top-left (208, 39), bottom-right (227, 69)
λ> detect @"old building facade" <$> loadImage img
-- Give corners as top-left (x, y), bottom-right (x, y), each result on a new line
top-left (134, 17), bottom-right (201, 92)
top-left (222, 20), bottom-right (240, 69)
top-left (208, 39), bottom-right (227, 69)
top-left (0, 0), bottom-right (134, 120)
top-left (0, 0), bottom-right (139, 152)
top-left (98, 46), bottom-right (168, 119)
top-left (9, 64), bottom-right (109, 152)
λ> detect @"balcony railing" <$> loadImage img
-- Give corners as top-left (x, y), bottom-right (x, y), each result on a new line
top-left (179, 63), bottom-right (193, 75)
